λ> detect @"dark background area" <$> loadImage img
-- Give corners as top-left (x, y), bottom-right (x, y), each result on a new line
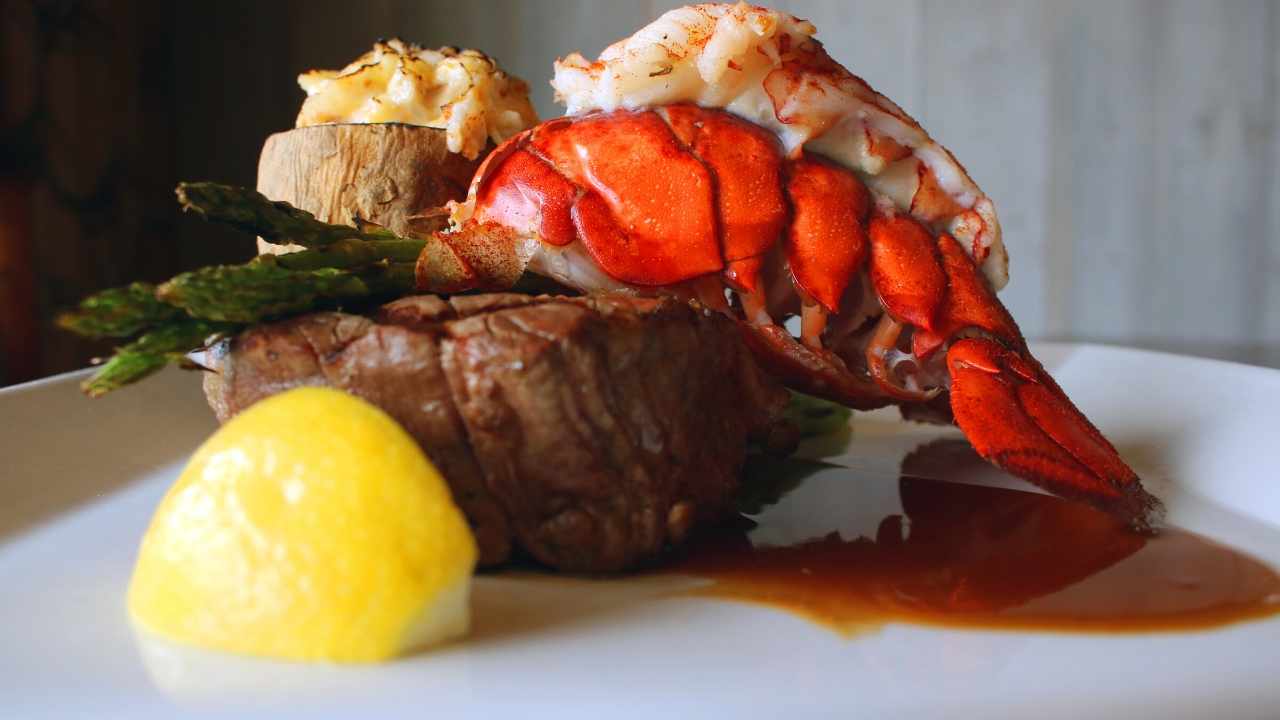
top-left (2, 0), bottom-right (1277, 386)
top-left (0, 0), bottom-right (513, 384)
top-left (1, 1), bottom-right (295, 382)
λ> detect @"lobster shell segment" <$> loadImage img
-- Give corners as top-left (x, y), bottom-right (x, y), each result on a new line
top-left (911, 232), bottom-right (1022, 360)
top-left (664, 105), bottom-right (788, 267)
top-left (867, 214), bottom-right (946, 332)
top-left (530, 110), bottom-right (723, 286)
top-left (947, 337), bottom-right (1164, 531)
top-left (473, 147), bottom-right (578, 247)
top-left (784, 155), bottom-right (871, 313)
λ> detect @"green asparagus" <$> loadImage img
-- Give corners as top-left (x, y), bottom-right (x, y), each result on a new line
top-left (57, 183), bottom-right (441, 396)
top-left (56, 282), bottom-right (182, 338)
top-left (176, 182), bottom-right (388, 247)
top-left (155, 262), bottom-right (413, 324)
top-left (266, 238), bottom-right (427, 271)
top-left (81, 320), bottom-right (236, 398)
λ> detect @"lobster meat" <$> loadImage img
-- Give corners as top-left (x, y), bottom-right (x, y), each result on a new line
top-left (410, 3), bottom-right (1163, 529)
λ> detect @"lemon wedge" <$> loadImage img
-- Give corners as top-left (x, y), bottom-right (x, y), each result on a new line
top-left (127, 387), bottom-right (477, 663)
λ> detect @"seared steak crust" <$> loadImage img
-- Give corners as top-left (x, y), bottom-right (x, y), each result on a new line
top-left (202, 294), bottom-right (788, 572)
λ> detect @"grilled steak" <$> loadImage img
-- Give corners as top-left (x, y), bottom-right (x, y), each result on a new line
top-left (202, 293), bottom-right (788, 572)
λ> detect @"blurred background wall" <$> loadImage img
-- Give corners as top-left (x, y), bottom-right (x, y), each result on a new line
top-left (1, 0), bottom-right (1277, 385)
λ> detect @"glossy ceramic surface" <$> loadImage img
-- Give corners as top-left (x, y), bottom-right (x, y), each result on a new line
top-left (2, 343), bottom-right (1277, 719)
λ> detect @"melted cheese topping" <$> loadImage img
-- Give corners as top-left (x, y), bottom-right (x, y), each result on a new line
top-left (296, 39), bottom-right (538, 160)
top-left (551, 3), bottom-right (1007, 289)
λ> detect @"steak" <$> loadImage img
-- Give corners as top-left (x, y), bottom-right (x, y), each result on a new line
top-left (202, 294), bottom-right (789, 572)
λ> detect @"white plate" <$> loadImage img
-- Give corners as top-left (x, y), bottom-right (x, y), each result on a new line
top-left (2, 343), bottom-right (1278, 719)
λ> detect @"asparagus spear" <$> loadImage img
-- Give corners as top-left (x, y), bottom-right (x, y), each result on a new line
top-left (63, 245), bottom-right (424, 340)
top-left (65, 184), bottom-right (439, 395)
top-left (56, 282), bottom-right (182, 338)
top-left (81, 320), bottom-right (236, 398)
top-left (156, 261), bottom-right (417, 323)
top-left (267, 238), bottom-right (426, 271)
top-left (176, 182), bottom-right (387, 247)
top-left (176, 182), bottom-right (479, 285)
top-left (72, 261), bottom-right (418, 392)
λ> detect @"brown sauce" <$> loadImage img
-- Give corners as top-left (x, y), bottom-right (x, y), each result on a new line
top-left (671, 445), bottom-right (1280, 634)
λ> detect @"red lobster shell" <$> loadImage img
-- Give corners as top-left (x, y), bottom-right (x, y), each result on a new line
top-left (411, 4), bottom-right (1163, 529)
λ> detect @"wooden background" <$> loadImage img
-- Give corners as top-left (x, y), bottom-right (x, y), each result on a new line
top-left (1, 0), bottom-right (1277, 384)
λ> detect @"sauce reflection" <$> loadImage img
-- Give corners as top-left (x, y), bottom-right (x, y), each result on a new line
top-left (675, 441), bottom-right (1280, 633)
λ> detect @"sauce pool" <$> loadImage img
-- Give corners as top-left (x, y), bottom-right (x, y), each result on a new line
top-left (669, 448), bottom-right (1280, 634)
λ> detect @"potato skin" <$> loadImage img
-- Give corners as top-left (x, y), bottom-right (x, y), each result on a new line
top-left (255, 124), bottom-right (481, 255)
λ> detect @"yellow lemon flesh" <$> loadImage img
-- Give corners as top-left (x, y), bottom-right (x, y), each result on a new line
top-left (127, 387), bottom-right (477, 663)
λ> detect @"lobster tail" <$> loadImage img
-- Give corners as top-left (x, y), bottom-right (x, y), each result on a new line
top-left (948, 338), bottom-right (1165, 530)
top-left (415, 1), bottom-right (1162, 527)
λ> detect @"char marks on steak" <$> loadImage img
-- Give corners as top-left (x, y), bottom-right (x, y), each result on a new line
top-left (202, 294), bottom-right (788, 572)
